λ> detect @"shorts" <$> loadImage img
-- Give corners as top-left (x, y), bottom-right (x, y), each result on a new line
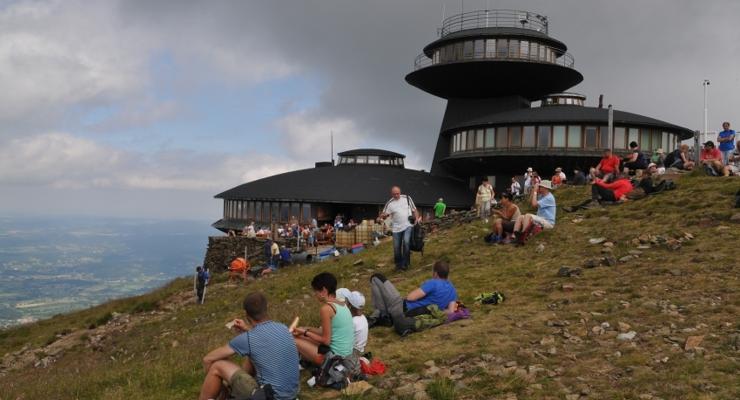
top-left (529, 215), bottom-right (554, 229)
top-left (502, 221), bottom-right (515, 233)
top-left (228, 369), bottom-right (258, 400)
top-left (729, 165), bottom-right (739, 175)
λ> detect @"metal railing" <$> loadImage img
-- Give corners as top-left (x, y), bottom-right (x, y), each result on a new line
top-left (439, 9), bottom-right (549, 37)
top-left (413, 47), bottom-right (575, 71)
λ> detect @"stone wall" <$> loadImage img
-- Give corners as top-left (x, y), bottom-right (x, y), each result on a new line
top-left (421, 209), bottom-right (479, 232)
top-left (202, 236), bottom-right (291, 272)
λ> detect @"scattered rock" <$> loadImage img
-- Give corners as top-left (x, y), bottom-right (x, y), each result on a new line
top-left (584, 259), bottom-right (600, 268)
top-left (628, 250), bottom-right (643, 256)
top-left (601, 247), bottom-right (614, 254)
top-left (602, 256), bottom-right (617, 267)
top-left (603, 242), bottom-right (614, 248)
top-left (536, 243), bottom-right (545, 253)
top-left (589, 237), bottom-right (607, 244)
top-left (504, 360), bottom-right (517, 368)
top-left (562, 283), bottom-right (575, 292)
top-left (684, 335), bottom-right (705, 351)
top-left (423, 360), bottom-right (436, 367)
top-left (617, 331), bottom-right (637, 341)
top-left (352, 259), bottom-right (364, 266)
top-left (619, 255), bottom-right (633, 263)
top-left (618, 322), bottom-right (632, 332)
top-left (558, 267), bottom-right (581, 277)
top-left (376, 263), bottom-right (387, 268)
top-left (342, 381), bottom-right (373, 396)
top-left (730, 213), bottom-right (740, 223)
top-left (591, 290), bottom-right (606, 297)
top-left (171, 340), bottom-right (179, 348)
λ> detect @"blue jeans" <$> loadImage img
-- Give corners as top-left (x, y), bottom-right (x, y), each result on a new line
top-left (721, 150), bottom-right (732, 166)
top-left (392, 226), bottom-right (413, 270)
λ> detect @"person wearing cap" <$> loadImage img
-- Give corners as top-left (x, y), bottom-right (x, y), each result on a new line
top-left (651, 148), bottom-right (666, 167)
top-left (336, 288), bottom-right (369, 355)
top-left (592, 172), bottom-right (634, 202)
top-left (512, 179), bottom-right (557, 242)
top-left (639, 163), bottom-right (668, 195)
top-left (433, 197), bottom-right (446, 219)
top-left (622, 141), bottom-right (649, 173)
top-left (700, 141), bottom-right (725, 176)
top-left (591, 148), bottom-right (620, 179)
top-left (717, 122), bottom-right (736, 165)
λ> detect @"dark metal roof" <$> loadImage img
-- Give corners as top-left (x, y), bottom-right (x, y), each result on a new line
top-left (215, 165), bottom-right (471, 208)
top-left (440, 105), bottom-right (695, 140)
top-left (337, 148), bottom-right (405, 158)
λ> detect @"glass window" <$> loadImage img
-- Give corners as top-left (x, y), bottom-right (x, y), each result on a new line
top-left (585, 126), bottom-right (598, 148)
top-left (248, 201), bottom-right (254, 219)
top-left (529, 42), bottom-right (538, 60)
top-left (508, 39), bottom-right (519, 58)
top-left (475, 129), bottom-right (484, 148)
top-left (454, 133), bottom-right (460, 152)
top-left (520, 41), bottom-right (529, 58)
top-left (280, 203), bottom-right (290, 222)
top-left (539, 44), bottom-right (546, 61)
top-left (255, 202), bottom-right (262, 222)
top-left (368, 155), bottom-right (379, 164)
top-left (614, 127), bottom-right (626, 149)
top-left (463, 41), bottom-right (474, 59)
top-left (640, 129), bottom-right (651, 150)
top-left (454, 42), bottom-right (463, 60)
top-left (523, 126), bottom-right (536, 147)
top-left (538, 126), bottom-right (551, 148)
top-left (652, 131), bottom-right (662, 151)
top-left (467, 129), bottom-right (476, 149)
top-left (450, 136), bottom-right (455, 153)
top-left (496, 127), bottom-right (508, 147)
top-left (509, 126), bottom-right (522, 147)
top-left (485, 128), bottom-right (495, 148)
top-left (599, 126), bottom-right (610, 149)
top-left (662, 132), bottom-right (669, 151)
top-left (474, 40), bottom-right (484, 58)
top-left (568, 125), bottom-right (582, 148)
top-left (271, 202), bottom-right (279, 222)
top-left (460, 131), bottom-right (467, 151)
top-left (496, 39), bottom-right (508, 58)
top-left (291, 202), bottom-right (300, 221)
top-left (628, 128), bottom-right (639, 147)
top-left (433, 50), bottom-right (439, 64)
top-left (553, 125), bottom-right (566, 147)
top-left (356, 155), bottom-right (367, 164)
top-left (485, 39), bottom-right (496, 58)
top-left (302, 204), bottom-right (311, 222)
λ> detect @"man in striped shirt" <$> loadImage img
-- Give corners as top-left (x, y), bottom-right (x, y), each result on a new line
top-left (199, 292), bottom-right (299, 400)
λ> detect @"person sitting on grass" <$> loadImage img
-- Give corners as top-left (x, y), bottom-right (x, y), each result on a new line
top-left (622, 141), bottom-right (649, 173)
top-left (700, 141), bottom-right (726, 176)
top-left (664, 144), bottom-right (695, 171)
top-left (292, 272), bottom-right (354, 367)
top-left (639, 163), bottom-right (669, 195)
top-left (228, 257), bottom-right (249, 285)
top-left (367, 261), bottom-right (458, 335)
top-left (199, 292), bottom-right (299, 400)
top-left (590, 148), bottom-right (620, 179)
top-left (592, 172), bottom-right (634, 203)
top-left (723, 140), bottom-right (740, 176)
top-left (489, 192), bottom-right (521, 244)
top-left (512, 180), bottom-right (556, 244)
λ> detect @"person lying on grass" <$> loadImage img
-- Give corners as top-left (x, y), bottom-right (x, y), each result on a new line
top-left (367, 261), bottom-right (458, 335)
top-left (292, 272), bottom-right (354, 366)
top-left (199, 292), bottom-right (299, 400)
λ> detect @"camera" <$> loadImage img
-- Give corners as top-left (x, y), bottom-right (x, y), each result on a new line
top-left (408, 215), bottom-right (417, 224)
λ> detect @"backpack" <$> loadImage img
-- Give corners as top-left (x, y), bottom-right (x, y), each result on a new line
top-left (663, 150), bottom-right (676, 167)
top-left (315, 352), bottom-right (352, 390)
top-left (409, 223), bottom-right (425, 253)
top-left (735, 189), bottom-right (740, 208)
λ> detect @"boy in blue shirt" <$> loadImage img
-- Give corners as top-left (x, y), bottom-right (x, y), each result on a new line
top-left (717, 122), bottom-right (736, 165)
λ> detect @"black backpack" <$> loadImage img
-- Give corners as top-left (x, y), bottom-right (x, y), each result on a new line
top-left (409, 223), bottom-right (425, 253)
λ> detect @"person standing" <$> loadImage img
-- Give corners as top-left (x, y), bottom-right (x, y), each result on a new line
top-left (510, 177), bottom-right (521, 196)
top-left (717, 122), bottom-right (736, 165)
top-left (433, 198), bottom-right (446, 219)
top-left (199, 292), bottom-right (299, 400)
top-left (477, 178), bottom-right (494, 221)
top-left (379, 186), bottom-right (419, 270)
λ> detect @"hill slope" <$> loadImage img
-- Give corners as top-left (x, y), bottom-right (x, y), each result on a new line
top-left (1, 173), bottom-right (739, 400)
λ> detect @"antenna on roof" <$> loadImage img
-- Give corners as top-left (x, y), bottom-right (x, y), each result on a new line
top-left (330, 131), bottom-right (335, 165)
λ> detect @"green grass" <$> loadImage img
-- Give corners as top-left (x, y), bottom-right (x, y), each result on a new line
top-left (1, 174), bottom-right (739, 399)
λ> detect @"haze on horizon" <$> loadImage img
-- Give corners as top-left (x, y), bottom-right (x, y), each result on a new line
top-left (1, 0), bottom-right (738, 220)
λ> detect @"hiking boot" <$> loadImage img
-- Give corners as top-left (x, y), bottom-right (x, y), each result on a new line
top-left (368, 315), bottom-right (393, 329)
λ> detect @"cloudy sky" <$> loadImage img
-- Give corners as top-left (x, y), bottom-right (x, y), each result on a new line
top-left (1, 0), bottom-right (738, 220)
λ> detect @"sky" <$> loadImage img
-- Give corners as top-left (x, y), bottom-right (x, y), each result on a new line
top-left (1, 0), bottom-right (738, 220)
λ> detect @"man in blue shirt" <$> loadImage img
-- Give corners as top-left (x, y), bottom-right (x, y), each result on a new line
top-left (368, 261), bottom-right (458, 334)
top-left (199, 292), bottom-right (299, 400)
top-left (717, 121), bottom-right (736, 165)
top-left (513, 180), bottom-right (556, 244)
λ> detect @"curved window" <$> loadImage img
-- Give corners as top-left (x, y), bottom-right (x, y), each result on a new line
top-left (599, 126), bottom-right (609, 149)
top-left (529, 42), bottom-right (538, 61)
top-left (614, 127), bottom-right (626, 149)
top-left (485, 128), bottom-right (495, 148)
top-left (520, 41), bottom-right (529, 58)
top-left (523, 126), bottom-right (536, 147)
top-left (485, 39), bottom-right (496, 58)
top-left (585, 127), bottom-right (598, 149)
top-left (568, 125), bottom-right (582, 148)
top-left (652, 131), bottom-right (662, 151)
top-left (640, 129), bottom-right (651, 150)
top-left (475, 129), bottom-right (484, 149)
top-left (496, 39), bottom-right (508, 58)
top-left (496, 127), bottom-right (508, 147)
top-left (474, 40), bottom-right (484, 58)
top-left (463, 41), bottom-right (474, 59)
top-left (553, 126), bottom-right (566, 147)
top-left (662, 132), bottom-right (669, 151)
top-left (628, 128), bottom-right (639, 147)
top-left (538, 126), bottom-right (551, 148)
top-left (509, 126), bottom-right (522, 147)
top-left (467, 130), bottom-right (476, 149)
top-left (508, 40), bottom-right (519, 58)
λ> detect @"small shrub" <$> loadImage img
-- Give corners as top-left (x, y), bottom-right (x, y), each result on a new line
top-left (130, 300), bottom-right (158, 314)
top-left (426, 378), bottom-right (456, 400)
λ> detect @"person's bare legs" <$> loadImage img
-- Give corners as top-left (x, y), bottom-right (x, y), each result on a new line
top-left (513, 215), bottom-right (524, 233)
top-left (294, 337), bottom-right (320, 365)
top-left (494, 219), bottom-right (503, 236)
top-left (199, 360), bottom-right (241, 400)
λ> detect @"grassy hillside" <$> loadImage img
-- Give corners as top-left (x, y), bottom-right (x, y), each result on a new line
top-left (1, 173), bottom-right (739, 400)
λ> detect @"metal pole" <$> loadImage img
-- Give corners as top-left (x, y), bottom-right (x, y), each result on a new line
top-left (703, 79), bottom-right (710, 141)
top-left (330, 130), bottom-right (334, 165)
top-left (694, 130), bottom-right (700, 163)
top-left (608, 104), bottom-right (614, 152)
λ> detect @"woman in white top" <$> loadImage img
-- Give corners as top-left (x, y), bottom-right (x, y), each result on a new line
top-left (336, 288), bottom-right (368, 354)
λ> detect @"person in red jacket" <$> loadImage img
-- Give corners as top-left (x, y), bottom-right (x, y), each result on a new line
top-left (590, 148), bottom-right (621, 179)
top-left (592, 174), bottom-right (633, 202)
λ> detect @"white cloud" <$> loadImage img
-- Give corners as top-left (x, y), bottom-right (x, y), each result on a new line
top-left (276, 111), bottom-right (364, 158)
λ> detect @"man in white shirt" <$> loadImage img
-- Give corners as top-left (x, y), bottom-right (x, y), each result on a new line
top-left (379, 186), bottom-right (419, 270)
top-left (477, 178), bottom-right (494, 221)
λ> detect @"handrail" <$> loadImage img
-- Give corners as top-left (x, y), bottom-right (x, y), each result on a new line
top-left (439, 9), bottom-right (549, 37)
top-left (413, 46), bottom-right (575, 71)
